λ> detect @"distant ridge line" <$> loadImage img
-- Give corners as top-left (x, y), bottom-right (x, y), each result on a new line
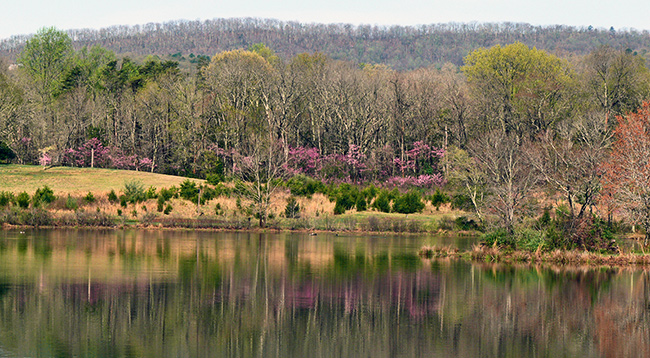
top-left (2, 17), bottom-right (648, 70)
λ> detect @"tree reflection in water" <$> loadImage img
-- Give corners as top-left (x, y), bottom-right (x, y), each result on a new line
top-left (0, 229), bottom-right (648, 357)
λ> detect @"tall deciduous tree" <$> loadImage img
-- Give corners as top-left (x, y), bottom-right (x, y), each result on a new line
top-left (202, 49), bottom-right (272, 151)
top-left (462, 42), bottom-right (573, 137)
top-left (528, 113), bottom-right (611, 219)
top-left (580, 46), bottom-right (650, 126)
top-left (235, 137), bottom-right (288, 228)
top-left (445, 146), bottom-right (486, 222)
top-left (0, 60), bottom-right (24, 145)
top-left (603, 101), bottom-right (650, 245)
top-left (469, 131), bottom-right (535, 230)
top-left (17, 27), bottom-right (73, 105)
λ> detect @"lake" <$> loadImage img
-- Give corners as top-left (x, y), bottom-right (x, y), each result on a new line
top-left (0, 229), bottom-right (647, 357)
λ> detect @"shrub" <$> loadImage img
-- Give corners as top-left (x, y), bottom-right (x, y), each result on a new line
top-left (367, 216), bottom-right (382, 231)
top-left (74, 210), bottom-right (116, 227)
top-left (536, 207), bottom-right (552, 228)
top-left (437, 216), bottom-right (455, 231)
top-left (355, 196), bottom-right (367, 212)
top-left (286, 174), bottom-right (327, 197)
top-left (179, 180), bottom-right (199, 202)
top-left (24, 208), bottom-right (51, 227)
top-left (33, 186), bottom-right (56, 207)
top-left (158, 187), bottom-right (176, 201)
top-left (392, 190), bottom-right (425, 214)
top-left (157, 196), bottom-right (165, 212)
top-left (482, 229), bottom-right (515, 249)
top-left (215, 203), bottom-right (224, 216)
top-left (213, 183), bottom-right (232, 197)
top-left (572, 216), bottom-right (617, 252)
top-left (16, 192), bottom-right (30, 208)
top-left (333, 183), bottom-right (359, 215)
top-left (119, 195), bottom-right (128, 208)
top-left (107, 189), bottom-right (118, 203)
top-left (285, 196), bottom-right (300, 218)
top-left (123, 181), bottom-right (146, 203)
top-left (454, 216), bottom-right (480, 231)
top-left (206, 173), bottom-right (224, 186)
top-left (199, 185), bottom-right (216, 204)
top-left (391, 218), bottom-right (407, 232)
top-left (65, 195), bottom-right (79, 210)
top-left (430, 189), bottom-right (450, 210)
top-left (372, 190), bottom-right (392, 213)
top-left (361, 184), bottom-right (379, 201)
top-left (0, 191), bottom-right (14, 207)
top-left (333, 201), bottom-right (346, 215)
top-left (451, 193), bottom-right (473, 211)
top-left (164, 204), bottom-right (173, 215)
top-left (140, 212), bottom-right (157, 226)
top-left (84, 192), bottom-right (96, 203)
top-left (516, 228), bottom-right (546, 252)
top-left (146, 186), bottom-right (158, 199)
top-left (407, 220), bottom-right (423, 233)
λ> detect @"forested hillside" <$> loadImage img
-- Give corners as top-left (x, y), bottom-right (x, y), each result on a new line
top-left (1, 18), bottom-right (649, 70)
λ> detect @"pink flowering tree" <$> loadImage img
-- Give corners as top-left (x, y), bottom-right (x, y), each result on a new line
top-left (286, 146), bottom-right (320, 176)
top-left (344, 144), bottom-right (368, 181)
top-left (62, 138), bottom-right (111, 167)
top-left (62, 138), bottom-right (155, 171)
top-left (39, 152), bottom-right (52, 167)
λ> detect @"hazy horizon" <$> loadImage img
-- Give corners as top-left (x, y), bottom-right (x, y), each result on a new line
top-left (2, 0), bottom-right (649, 40)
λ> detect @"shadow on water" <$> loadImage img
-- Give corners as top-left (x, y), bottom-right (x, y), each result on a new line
top-left (0, 228), bottom-right (647, 357)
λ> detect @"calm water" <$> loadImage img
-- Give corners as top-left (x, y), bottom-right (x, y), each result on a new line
top-left (0, 229), bottom-right (648, 357)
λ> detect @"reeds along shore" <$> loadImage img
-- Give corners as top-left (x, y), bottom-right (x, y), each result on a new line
top-left (419, 244), bottom-right (650, 267)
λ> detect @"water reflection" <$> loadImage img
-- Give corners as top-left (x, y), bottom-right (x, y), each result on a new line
top-left (0, 229), bottom-right (648, 357)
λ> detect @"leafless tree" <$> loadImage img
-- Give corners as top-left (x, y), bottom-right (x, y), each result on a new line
top-left (469, 131), bottom-right (535, 230)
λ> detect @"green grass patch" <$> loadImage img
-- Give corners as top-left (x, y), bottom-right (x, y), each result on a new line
top-left (0, 165), bottom-right (202, 195)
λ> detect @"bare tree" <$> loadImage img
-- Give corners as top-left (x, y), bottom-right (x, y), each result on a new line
top-left (234, 137), bottom-right (288, 228)
top-left (469, 131), bottom-right (535, 230)
top-left (527, 112), bottom-right (611, 219)
top-left (445, 145), bottom-right (486, 222)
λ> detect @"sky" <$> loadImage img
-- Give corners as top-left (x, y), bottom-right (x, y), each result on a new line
top-left (2, 0), bottom-right (649, 40)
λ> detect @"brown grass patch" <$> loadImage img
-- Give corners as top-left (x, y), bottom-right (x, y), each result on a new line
top-left (453, 245), bottom-right (650, 267)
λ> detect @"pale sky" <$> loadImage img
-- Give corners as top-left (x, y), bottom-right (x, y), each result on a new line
top-left (2, 0), bottom-right (649, 40)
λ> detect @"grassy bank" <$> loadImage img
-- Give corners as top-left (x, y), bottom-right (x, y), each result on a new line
top-left (0, 164), bottom-right (200, 195)
top-left (0, 165), bottom-right (476, 234)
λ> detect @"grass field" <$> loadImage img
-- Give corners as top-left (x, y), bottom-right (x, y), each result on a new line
top-left (0, 164), bottom-right (202, 195)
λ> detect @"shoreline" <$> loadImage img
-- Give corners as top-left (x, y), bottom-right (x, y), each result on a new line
top-left (1, 220), bottom-right (478, 237)
top-left (6, 220), bottom-right (650, 268)
top-left (419, 244), bottom-right (650, 267)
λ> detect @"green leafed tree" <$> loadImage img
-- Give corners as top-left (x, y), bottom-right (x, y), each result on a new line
top-left (580, 45), bottom-right (650, 126)
top-left (462, 42), bottom-right (574, 137)
top-left (17, 27), bottom-right (73, 105)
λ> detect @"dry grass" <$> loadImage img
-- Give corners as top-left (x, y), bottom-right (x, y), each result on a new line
top-left (418, 245), bottom-right (460, 258)
top-left (0, 164), bottom-right (202, 196)
top-left (454, 244), bottom-right (650, 267)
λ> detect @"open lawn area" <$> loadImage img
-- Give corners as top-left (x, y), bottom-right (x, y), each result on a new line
top-left (0, 165), bottom-right (202, 195)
